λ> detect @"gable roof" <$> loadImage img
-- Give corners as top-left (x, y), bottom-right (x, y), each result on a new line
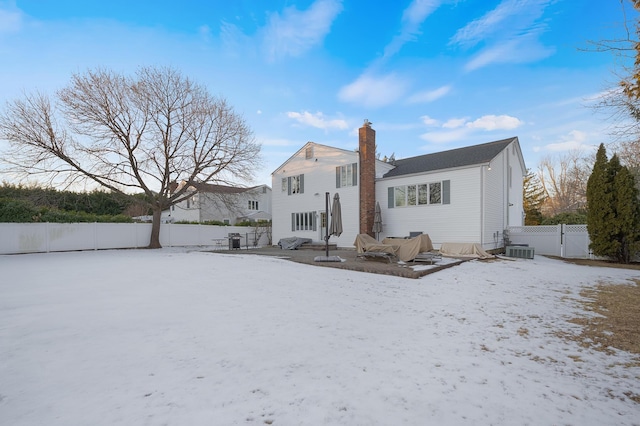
top-left (271, 141), bottom-right (358, 175)
top-left (184, 182), bottom-right (268, 194)
top-left (382, 137), bottom-right (518, 178)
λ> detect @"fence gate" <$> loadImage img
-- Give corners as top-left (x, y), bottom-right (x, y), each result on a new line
top-left (507, 224), bottom-right (591, 259)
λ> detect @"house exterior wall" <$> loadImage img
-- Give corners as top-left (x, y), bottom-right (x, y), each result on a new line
top-left (168, 195), bottom-right (200, 222)
top-left (272, 143), bottom-right (363, 247)
top-left (482, 140), bottom-right (526, 249)
top-left (507, 141), bottom-right (526, 227)
top-left (169, 185), bottom-right (271, 225)
top-left (272, 134), bottom-right (526, 251)
top-left (376, 166), bottom-right (482, 247)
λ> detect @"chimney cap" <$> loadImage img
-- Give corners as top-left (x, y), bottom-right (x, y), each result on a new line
top-left (363, 119), bottom-right (372, 127)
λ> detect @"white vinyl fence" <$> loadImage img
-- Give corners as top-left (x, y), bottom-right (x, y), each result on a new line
top-left (0, 222), bottom-right (271, 255)
top-left (506, 224), bottom-right (591, 258)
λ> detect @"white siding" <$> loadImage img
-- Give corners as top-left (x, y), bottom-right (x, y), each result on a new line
top-left (482, 141), bottom-right (526, 249)
top-left (272, 143), bottom-right (360, 247)
top-left (169, 198), bottom-right (200, 222)
top-left (376, 167), bottom-right (482, 247)
top-left (170, 185), bottom-right (272, 225)
top-left (483, 152), bottom-right (505, 249)
top-left (507, 142), bottom-right (525, 227)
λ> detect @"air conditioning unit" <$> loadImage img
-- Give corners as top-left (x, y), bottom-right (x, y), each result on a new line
top-left (505, 246), bottom-right (535, 259)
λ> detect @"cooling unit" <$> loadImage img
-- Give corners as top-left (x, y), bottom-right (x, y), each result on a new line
top-left (505, 245), bottom-right (535, 259)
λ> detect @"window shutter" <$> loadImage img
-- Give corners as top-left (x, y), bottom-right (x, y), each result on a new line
top-left (352, 163), bottom-right (358, 186)
top-left (388, 187), bottom-right (394, 208)
top-left (299, 174), bottom-right (304, 194)
top-left (443, 180), bottom-right (450, 204)
top-left (336, 167), bottom-right (341, 188)
top-left (291, 213), bottom-right (295, 231)
top-left (287, 177), bottom-right (292, 195)
top-left (312, 213), bottom-right (317, 231)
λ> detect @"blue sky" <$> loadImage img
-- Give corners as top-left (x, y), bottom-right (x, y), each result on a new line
top-left (0, 0), bottom-right (635, 187)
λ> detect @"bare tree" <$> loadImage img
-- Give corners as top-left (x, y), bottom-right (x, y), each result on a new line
top-left (587, 1), bottom-right (640, 171)
top-left (0, 66), bottom-right (261, 248)
top-left (537, 151), bottom-right (592, 216)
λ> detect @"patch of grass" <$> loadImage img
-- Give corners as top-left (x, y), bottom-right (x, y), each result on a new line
top-left (565, 279), bottom-right (640, 357)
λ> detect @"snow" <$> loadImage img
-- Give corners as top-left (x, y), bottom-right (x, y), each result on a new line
top-left (1, 248), bottom-right (638, 425)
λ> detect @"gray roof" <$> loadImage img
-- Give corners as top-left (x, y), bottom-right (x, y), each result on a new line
top-left (382, 137), bottom-right (517, 178)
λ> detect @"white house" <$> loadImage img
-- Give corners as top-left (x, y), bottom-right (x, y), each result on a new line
top-left (169, 182), bottom-right (272, 225)
top-left (271, 120), bottom-right (526, 251)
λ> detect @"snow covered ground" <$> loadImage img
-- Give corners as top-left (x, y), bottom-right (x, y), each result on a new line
top-left (1, 248), bottom-right (638, 425)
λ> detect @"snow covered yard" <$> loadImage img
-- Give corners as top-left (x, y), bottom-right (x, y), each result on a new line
top-left (0, 248), bottom-right (638, 426)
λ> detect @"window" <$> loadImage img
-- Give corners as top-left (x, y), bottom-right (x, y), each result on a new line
top-left (284, 174), bottom-right (304, 195)
top-left (292, 175), bottom-right (301, 193)
top-left (388, 180), bottom-right (450, 208)
top-left (429, 182), bottom-right (441, 204)
top-left (248, 200), bottom-right (258, 210)
top-left (407, 185), bottom-right (416, 206)
top-left (336, 163), bottom-right (358, 188)
top-left (418, 184), bottom-right (428, 205)
top-left (394, 186), bottom-right (406, 207)
top-left (291, 212), bottom-right (316, 231)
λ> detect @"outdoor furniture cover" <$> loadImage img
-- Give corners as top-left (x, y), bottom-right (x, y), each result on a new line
top-left (353, 234), bottom-right (397, 256)
top-left (439, 242), bottom-right (493, 259)
top-left (278, 237), bottom-right (313, 250)
top-left (382, 234), bottom-right (434, 262)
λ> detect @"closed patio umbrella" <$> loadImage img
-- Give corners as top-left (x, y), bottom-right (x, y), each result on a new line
top-left (329, 193), bottom-right (343, 237)
top-left (372, 201), bottom-right (383, 240)
top-left (315, 192), bottom-right (343, 262)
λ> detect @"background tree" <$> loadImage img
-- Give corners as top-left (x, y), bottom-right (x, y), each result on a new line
top-left (590, 1), bottom-right (640, 188)
top-left (0, 66), bottom-right (261, 248)
top-left (537, 151), bottom-right (591, 216)
top-left (587, 144), bottom-right (640, 262)
top-left (523, 168), bottom-right (547, 225)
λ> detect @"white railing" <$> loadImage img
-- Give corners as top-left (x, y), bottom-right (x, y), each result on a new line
top-left (0, 222), bottom-right (271, 255)
top-left (507, 224), bottom-right (591, 258)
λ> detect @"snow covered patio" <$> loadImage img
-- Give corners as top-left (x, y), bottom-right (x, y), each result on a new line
top-left (1, 248), bottom-right (638, 425)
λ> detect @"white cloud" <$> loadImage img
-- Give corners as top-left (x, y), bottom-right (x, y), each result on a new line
top-left (420, 114), bottom-right (524, 144)
top-left (443, 118), bottom-right (468, 129)
top-left (466, 114), bottom-right (523, 131)
top-left (538, 130), bottom-right (593, 152)
top-left (407, 85), bottom-right (451, 104)
top-left (465, 38), bottom-right (554, 71)
top-left (382, 0), bottom-right (442, 61)
top-left (258, 137), bottom-right (297, 147)
top-left (450, 0), bottom-right (521, 48)
top-left (451, 0), bottom-right (555, 70)
top-left (338, 73), bottom-right (408, 108)
top-left (420, 115), bottom-right (439, 126)
top-left (286, 111), bottom-right (348, 130)
top-left (0, 5), bottom-right (23, 33)
top-left (262, 0), bottom-right (343, 61)
top-left (420, 128), bottom-right (471, 144)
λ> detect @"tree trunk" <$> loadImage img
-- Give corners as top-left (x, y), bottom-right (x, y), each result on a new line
top-left (148, 207), bottom-right (163, 249)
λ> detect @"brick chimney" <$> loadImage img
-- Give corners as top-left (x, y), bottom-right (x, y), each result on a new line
top-left (359, 119), bottom-right (376, 237)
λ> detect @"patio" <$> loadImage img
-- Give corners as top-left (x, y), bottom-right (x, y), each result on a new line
top-left (210, 245), bottom-right (470, 279)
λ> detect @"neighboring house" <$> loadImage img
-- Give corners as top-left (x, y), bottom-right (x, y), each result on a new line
top-left (271, 120), bottom-right (526, 251)
top-left (168, 182), bottom-right (272, 225)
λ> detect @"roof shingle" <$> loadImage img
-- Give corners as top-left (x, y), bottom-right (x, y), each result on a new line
top-left (382, 137), bottom-right (517, 178)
